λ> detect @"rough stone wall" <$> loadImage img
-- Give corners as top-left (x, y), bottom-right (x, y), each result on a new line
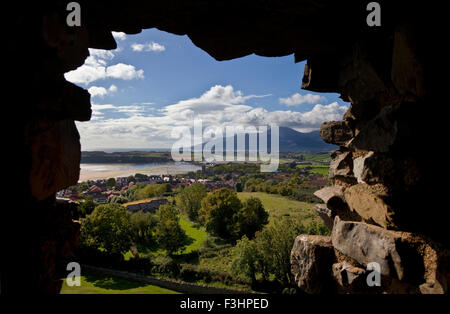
top-left (291, 20), bottom-right (449, 294)
top-left (5, 1), bottom-right (91, 294)
top-left (4, 0), bottom-right (447, 294)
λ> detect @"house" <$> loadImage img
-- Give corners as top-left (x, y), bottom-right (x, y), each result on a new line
top-left (125, 198), bottom-right (169, 214)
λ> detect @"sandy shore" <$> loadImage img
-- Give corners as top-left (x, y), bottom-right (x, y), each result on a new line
top-left (79, 163), bottom-right (201, 182)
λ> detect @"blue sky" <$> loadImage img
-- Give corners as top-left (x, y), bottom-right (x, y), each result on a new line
top-left (65, 28), bottom-right (349, 150)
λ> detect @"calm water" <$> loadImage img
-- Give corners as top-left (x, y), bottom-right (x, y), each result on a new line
top-left (79, 162), bottom-right (201, 181)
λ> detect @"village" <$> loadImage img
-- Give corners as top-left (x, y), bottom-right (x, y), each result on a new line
top-left (57, 172), bottom-right (239, 204)
top-left (57, 159), bottom-right (329, 214)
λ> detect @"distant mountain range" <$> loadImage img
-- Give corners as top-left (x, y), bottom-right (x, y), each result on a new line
top-left (193, 126), bottom-right (336, 153)
top-left (81, 127), bottom-right (336, 163)
top-left (277, 127), bottom-right (336, 153)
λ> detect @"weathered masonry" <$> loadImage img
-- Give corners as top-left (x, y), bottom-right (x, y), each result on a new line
top-left (5, 0), bottom-right (448, 294)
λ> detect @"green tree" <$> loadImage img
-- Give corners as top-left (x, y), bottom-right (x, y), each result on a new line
top-left (124, 184), bottom-right (138, 201)
top-left (164, 183), bottom-right (172, 193)
top-left (106, 177), bottom-right (116, 189)
top-left (134, 184), bottom-right (166, 200)
top-left (254, 217), bottom-right (305, 285)
top-left (198, 188), bottom-right (242, 240)
top-left (235, 182), bottom-right (243, 192)
top-left (130, 211), bottom-right (158, 245)
top-left (107, 195), bottom-right (128, 204)
top-left (231, 236), bottom-right (259, 284)
top-left (79, 204), bottom-right (133, 254)
top-left (135, 173), bottom-right (148, 181)
top-left (176, 183), bottom-right (207, 221)
top-left (237, 197), bottom-right (269, 239)
top-left (76, 181), bottom-right (89, 193)
top-left (77, 199), bottom-right (97, 218)
top-left (233, 217), bottom-right (308, 287)
top-left (155, 204), bottom-right (187, 255)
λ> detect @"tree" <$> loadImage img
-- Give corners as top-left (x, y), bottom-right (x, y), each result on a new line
top-left (254, 217), bottom-right (305, 285)
top-left (176, 183), bottom-right (207, 221)
top-left (134, 184), bottom-right (166, 200)
top-left (107, 195), bottom-right (128, 204)
top-left (106, 177), bottom-right (116, 189)
top-left (135, 173), bottom-right (148, 181)
top-left (155, 204), bottom-right (187, 255)
top-left (76, 181), bottom-right (89, 193)
top-left (231, 236), bottom-right (259, 284)
top-left (164, 183), bottom-right (172, 193)
top-left (232, 217), bottom-right (308, 287)
top-left (235, 182), bottom-right (243, 192)
top-left (79, 204), bottom-right (133, 254)
top-left (198, 188), bottom-right (242, 240)
top-left (77, 199), bottom-right (97, 218)
top-left (124, 184), bottom-right (138, 201)
top-left (130, 211), bottom-right (157, 245)
top-left (237, 197), bottom-right (268, 239)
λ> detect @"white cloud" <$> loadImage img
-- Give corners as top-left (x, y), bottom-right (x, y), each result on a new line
top-left (90, 103), bottom-right (116, 117)
top-left (279, 93), bottom-right (326, 106)
top-left (88, 85), bottom-right (118, 98)
top-left (106, 63), bottom-right (144, 80)
top-left (65, 64), bottom-right (106, 85)
top-left (131, 42), bottom-right (166, 52)
top-left (112, 32), bottom-right (127, 41)
top-left (88, 86), bottom-right (108, 98)
top-left (64, 48), bottom-right (144, 85)
top-left (88, 48), bottom-right (115, 61)
top-left (78, 85), bottom-right (348, 149)
top-left (90, 103), bottom-right (146, 118)
top-left (91, 104), bottom-right (117, 111)
top-left (236, 102), bottom-right (347, 131)
top-left (108, 85), bottom-right (118, 93)
top-left (163, 85), bottom-right (270, 120)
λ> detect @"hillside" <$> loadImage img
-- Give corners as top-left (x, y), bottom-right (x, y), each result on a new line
top-left (194, 126), bottom-right (336, 153)
top-left (277, 127), bottom-right (336, 153)
top-left (81, 151), bottom-right (172, 164)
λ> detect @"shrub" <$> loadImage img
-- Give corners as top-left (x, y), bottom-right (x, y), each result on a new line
top-left (179, 264), bottom-right (199, 281)
top-left (152, 256), bottom-right (180, 277)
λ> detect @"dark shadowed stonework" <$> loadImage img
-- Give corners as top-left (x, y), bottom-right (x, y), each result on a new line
top-left (4, 0), bottom-right (448, 294)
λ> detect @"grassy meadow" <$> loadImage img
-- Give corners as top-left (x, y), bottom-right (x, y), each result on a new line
top-left (60, 275), bottom-right (179, 294)
top-left (237, 192), bottom-right (317, 224)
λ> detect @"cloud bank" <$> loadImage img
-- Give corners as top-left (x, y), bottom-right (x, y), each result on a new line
top-left (279, 92), bottom-right (326, 106)
top-left (77, 85), bottom-right (348, 149)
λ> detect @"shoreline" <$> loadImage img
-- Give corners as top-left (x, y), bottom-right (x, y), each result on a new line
top-left (78, 162), bottom-right (201, 182)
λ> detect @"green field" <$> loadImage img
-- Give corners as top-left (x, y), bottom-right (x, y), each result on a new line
top-left (124, 214), bottom-right (208, 259)
top-left (60, 274), bottom-right (179, 294)
top-left (179, 216), bottom-right (208, 253)
top-left (310, 168), bottom-right (328, 176)
top-left (237, 192), bottom-right (317, 224)
top-left (296, 163), bottom-right (329, 176)
top-left (301, 153), bottom-right (331, 163)
top-left (296, 164), bottom-right (329, 169)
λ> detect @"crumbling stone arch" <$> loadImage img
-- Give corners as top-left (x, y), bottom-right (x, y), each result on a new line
top-left (4, 0), bottom-right (447, 294)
